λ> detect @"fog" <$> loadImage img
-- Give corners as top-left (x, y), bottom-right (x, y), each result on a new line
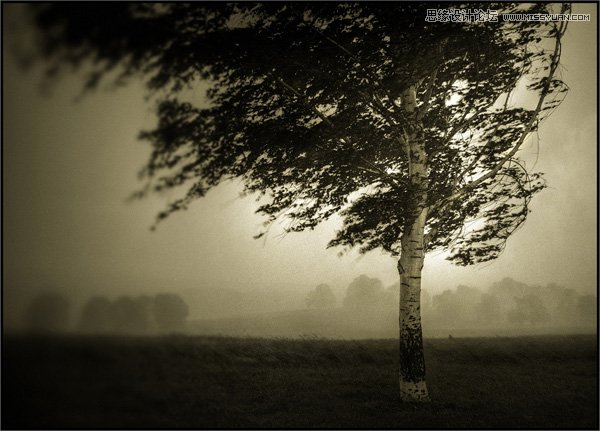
top-left (2, 5), bottom-right (598, 430)
top-left (3, 4), bottom-right (597, 338)
top-left (12, 274), bottom-right (596, 339)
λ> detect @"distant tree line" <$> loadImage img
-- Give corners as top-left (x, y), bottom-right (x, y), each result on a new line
top-left (306, 275), bottom-right (596, 329)
top-left (423, 277), bottom-right (596, 329)
top-left (23, 291), bottom-right (189, 335)
top-left (305, 284), bottom-right (337, 309)
top-left (78, 293), bottom-right (189, 334)
top-left (24, 291), bottom-right (71, 333)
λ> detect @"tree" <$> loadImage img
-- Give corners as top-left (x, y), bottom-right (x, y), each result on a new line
top-left (78, 296), bottom-right (112, 333)
top-left (136, 295), bottom-right (156, 333)
top-left (474, 293), bottom-right (502, 326)
top-left (547, 284), bottom-right (578, 325)
top-left (153, 293), bottom-right (189, 333)
top-left (110, 296), bottom-right (135, 334)
top-left (382, 283), bottom-right (402, 311)
top-left (507, 294), bottom-right (551, 326)
top-left (24, 291), bottom-right (70, 333)
top-left (431, 289), bottom-right (462, 326)
top-left (430, 285), bottom-right (481, 327)
top-left (343, 275), bottom-right (385, 309)
top-left (576, 295), bottom-right (596, 326)
top-left (306, 284), bottom-right (337, 309)
top-left (488, 277), bottom-right (531, 300)
top-left (110, 295), bottom-right (150, 334)
top-left (29, 3), bottom-right (569, 401)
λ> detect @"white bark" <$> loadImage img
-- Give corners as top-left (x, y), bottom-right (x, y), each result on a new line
top-left (398, 85), bottom-right (430, 402)
top-left (398, 207), bottom-right (429, 402)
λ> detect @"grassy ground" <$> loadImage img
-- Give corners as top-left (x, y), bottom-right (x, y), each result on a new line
top-left (2, 334), bottom-right (597, 429)
top-left (188, 307), bottom-right (597, 339)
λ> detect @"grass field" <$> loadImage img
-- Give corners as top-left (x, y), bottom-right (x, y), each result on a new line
top-left (2, 334), bottom-right (597, 429)
top-left (187, 307), bottom-right (597, 339)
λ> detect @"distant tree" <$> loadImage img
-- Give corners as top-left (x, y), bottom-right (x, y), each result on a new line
top-left (306, 284), bottom-right (337, 309)
top-left (110, 295), bottom-right (149, 334)
top-left (29, 2), bottom-right (569, 401)
top-left (134, 295), bottom-right (155, 334)
top-left (550, 286), bottom-right (578, 325)
top-left (474, 293), bottom-right (502, 326)
top-left (153, 293), bottom-right (189, 333)
top-left (78, 296), bottom-right (111, 333)
top-left (576, 295), bottom-right (596, 326)
top-left (507, 295), bottom-right (550, 326)
top-left (380, 284), bottom-right (400, 311)
top-left (420, 288), bottom-right (432, 314)
top-left (488, 277), bottom-right (530, 300)
top-left (431, 289), bottom-right (461, 326)
top-left (455, 285), bottom-right (481, 320)
top-left (343, 275), bottom-right (384, 309)
top-left (24, 291), bottom-right (70, 333)
top-left (431, 285), bottom-right (481, 326)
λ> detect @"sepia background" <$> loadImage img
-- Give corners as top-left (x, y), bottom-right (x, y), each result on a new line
top-left (3, 4), bottom-right (597, 335)
top-left (2, 3), bottom-right (597, 429)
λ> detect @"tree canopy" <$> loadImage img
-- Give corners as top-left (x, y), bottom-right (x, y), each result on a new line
top-left (31, 2), bottom-right (568, 264)
top-left (153, 293), bottom-right (189, 332)
top-left (306, 283), bottom-right (337, 309)
top-left (343, 274), bottom-right (385, 309)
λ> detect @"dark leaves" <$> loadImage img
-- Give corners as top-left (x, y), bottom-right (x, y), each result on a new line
top-left (30, 3), bottom-right (565, 264)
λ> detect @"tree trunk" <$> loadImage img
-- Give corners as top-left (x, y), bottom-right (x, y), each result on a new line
top-left (398, 207), bottom-right (429, 402)
top-left (398, 84), bottom-right (429, 402)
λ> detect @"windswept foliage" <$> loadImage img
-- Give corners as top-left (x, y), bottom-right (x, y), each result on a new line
top-left (30, 2), bottom-right (569, 401)
top-left (32, 3), bottom-right (568, 264)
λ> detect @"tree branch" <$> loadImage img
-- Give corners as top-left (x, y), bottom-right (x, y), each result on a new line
top-left (312, 26), bottom-right (413, 159)
top-left (429, 19), bottom-right (567, 215)
top-left (416, 37), bottom-right (448, 122)
top-left (275, 76), bottom-right (402, 189)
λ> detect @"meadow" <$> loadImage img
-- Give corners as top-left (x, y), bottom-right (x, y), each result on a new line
top-left (2, 334), bottom-right (597, 429)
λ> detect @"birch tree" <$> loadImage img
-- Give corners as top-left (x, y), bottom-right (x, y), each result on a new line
top-left (30, 2), bottom-right (569, 401)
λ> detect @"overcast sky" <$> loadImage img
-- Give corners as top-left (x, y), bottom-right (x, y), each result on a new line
top-left (3, 5), bottom-right (597, 319)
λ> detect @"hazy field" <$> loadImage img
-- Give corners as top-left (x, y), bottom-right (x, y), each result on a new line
top-left (187, 307), bottom-right (597, 339)
top-left (3, 334), bottom-right (597, 429)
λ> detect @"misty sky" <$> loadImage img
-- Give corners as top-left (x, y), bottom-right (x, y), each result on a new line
top-left (3, 5), bottom-right (597, 319)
